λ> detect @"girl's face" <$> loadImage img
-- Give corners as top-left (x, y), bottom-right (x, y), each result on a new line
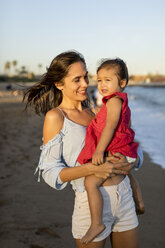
top-left (57, 62), bottom-right (89, 102)
top-left (97, 68), bottom-right (122, 97)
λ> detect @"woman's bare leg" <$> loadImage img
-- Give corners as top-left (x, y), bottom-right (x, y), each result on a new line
top-left (110, 227), bottom-right (139, 248)
top-left (128, 174), bottom-right (145, 215)
top-left (81, 175), bottom-right (105, 244)
top-left (76, 238), bottom-right (106, 248)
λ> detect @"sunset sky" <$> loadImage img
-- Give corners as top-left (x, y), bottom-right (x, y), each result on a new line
top-left (1, 0), bottom-right (165, 75)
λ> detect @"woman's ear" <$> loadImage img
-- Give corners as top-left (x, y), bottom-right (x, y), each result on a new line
top-left (55, 83), bottom-right (63, 91)
top-left (120, 79), bottom-right (127, 89)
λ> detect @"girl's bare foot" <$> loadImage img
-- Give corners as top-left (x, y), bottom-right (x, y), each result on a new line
top-left (81, 224), bottom-right (105, 244)
top-left (136, 202), bottom-right (145, 215)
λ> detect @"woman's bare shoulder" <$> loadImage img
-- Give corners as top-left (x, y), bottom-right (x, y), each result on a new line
top-left (43, 108), bottom-right (64, 144)
top-left (45, 108), bottom-right (63, 122)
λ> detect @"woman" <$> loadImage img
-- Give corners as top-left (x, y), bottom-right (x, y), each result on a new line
top-left (24, 51), bottom-right (143, 248)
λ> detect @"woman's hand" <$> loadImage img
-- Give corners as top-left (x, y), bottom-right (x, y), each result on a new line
top-left (93, 161), bottom-right (128, 179)
top-left (105, 152), bottom-right (139, 173)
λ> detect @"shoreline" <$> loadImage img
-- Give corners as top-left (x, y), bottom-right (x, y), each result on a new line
top-left (0, 81), bottom-right (165, 91)
top-left (0, 100), bottom-right (165, 247)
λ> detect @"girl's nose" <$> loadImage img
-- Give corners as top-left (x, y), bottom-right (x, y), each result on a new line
top-left (99, 81), bottom-right (105, 87)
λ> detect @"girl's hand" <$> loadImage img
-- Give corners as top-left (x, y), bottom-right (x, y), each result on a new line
top-left (92, 151), bottom-right (104, 165)
top-left (94, 161), bottom-right (128, 179)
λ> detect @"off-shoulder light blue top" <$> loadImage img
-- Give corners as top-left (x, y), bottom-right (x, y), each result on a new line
top-left (35, 115), bottom-right (143, 193)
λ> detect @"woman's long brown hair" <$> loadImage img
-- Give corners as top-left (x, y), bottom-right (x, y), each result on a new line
top-left (23, 51), bottom-right (90, 115)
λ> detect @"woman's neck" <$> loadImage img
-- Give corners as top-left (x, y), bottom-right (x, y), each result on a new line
top-left (59, 99), bottom-right (83, 111)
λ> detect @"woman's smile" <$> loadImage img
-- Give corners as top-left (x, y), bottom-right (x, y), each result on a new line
top-left (77, 89), bottom-right (87, 95)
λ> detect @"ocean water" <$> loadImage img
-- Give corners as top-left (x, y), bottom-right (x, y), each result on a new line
top-left (125, 86), bottom-right (165, 169)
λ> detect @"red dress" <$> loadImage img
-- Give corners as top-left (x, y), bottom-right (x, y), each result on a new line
top-left (77, 92), bottom-right (139, 164)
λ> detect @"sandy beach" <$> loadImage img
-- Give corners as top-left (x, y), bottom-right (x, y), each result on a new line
top-left (0, 93), bottom-right (165, 248)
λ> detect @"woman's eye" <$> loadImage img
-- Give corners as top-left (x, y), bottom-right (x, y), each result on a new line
top-left (75, 78), bottom-right (80, 83)
top-left (84, 76), bottom-right (89, 81)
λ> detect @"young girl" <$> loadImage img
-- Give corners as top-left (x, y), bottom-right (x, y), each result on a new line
top-left (77, 58), bottom-right (145, 244)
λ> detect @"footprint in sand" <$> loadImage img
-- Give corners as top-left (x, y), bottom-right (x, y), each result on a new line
top-left (35, 227), bottom-right (61, 239)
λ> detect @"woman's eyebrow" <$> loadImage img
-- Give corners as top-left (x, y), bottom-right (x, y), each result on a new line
top-left (72, 71), bottom-right (88, 81)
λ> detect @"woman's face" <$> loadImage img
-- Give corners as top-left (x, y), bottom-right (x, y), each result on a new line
top-left (59, 62), bottom-right (89, 102)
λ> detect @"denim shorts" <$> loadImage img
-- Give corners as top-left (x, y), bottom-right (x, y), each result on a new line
top-left (72, 176), bottom-right (138, 242)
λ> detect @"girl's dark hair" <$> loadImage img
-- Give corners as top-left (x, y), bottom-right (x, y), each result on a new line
top-left (23, 51), bottom-right (89, 115)
top-left (97, 58), bottom-right (129, 86)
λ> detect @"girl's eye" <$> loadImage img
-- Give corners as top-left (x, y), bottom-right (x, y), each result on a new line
top-left (75, 78), bottom-right (80, 83)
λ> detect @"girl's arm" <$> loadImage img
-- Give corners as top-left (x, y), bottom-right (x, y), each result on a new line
top-left (92, 97), bottom-right (122, 165)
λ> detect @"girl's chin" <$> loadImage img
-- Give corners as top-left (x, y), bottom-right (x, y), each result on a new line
top-left (103, 91), bottom-right (114, 96)
top-left (102, 93), bottom-right (109, 96)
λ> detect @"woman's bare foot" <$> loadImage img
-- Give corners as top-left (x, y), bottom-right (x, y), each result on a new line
top-left (136, 202), bottom-right (145, 215)
top-left (81, 224), bottom-right (105, 244)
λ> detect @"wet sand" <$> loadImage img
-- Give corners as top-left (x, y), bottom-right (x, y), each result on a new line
top-left (0, 94), bottom-right (165, 248)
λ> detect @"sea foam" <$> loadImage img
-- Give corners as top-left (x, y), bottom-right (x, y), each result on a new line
top-left (126, 86), bottom-right (165, 169)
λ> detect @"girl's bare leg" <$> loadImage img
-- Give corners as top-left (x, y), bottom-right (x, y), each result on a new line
top-left (128, 174), bottom-right (145, 215)
top-left (76, 238), bottom-right (106, 248)
top-left (110, 227), bottom-right (139, 248)
top-left (81, 175), bottom-right (105, 244)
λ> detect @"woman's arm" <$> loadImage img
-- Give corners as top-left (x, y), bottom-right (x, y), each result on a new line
top-left (59, 161), bottom-right (129, 182)
top-left (92, 97), bottom-right (122, 165)
top-left (39, 107), bottom-right (129, 189)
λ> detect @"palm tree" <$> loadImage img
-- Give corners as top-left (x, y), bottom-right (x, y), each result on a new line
top-left (38, 64), bottom-right (42, 75)
top-left (12, 60), bottom-right (18, 75)
top-left (4, 61), bottom-right (11, 76)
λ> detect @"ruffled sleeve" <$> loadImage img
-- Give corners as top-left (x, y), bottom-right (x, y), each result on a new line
top-left (34, 133), bottom-right (68, 190)
top-left (134, 147), bottom-right (143, 170)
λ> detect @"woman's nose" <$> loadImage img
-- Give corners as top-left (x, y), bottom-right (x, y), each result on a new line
top-left (82, 77), bottom-right (89, 87)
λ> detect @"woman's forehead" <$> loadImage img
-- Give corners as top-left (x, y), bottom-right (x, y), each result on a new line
top-left (67, 62), bottom-right (87, 77)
